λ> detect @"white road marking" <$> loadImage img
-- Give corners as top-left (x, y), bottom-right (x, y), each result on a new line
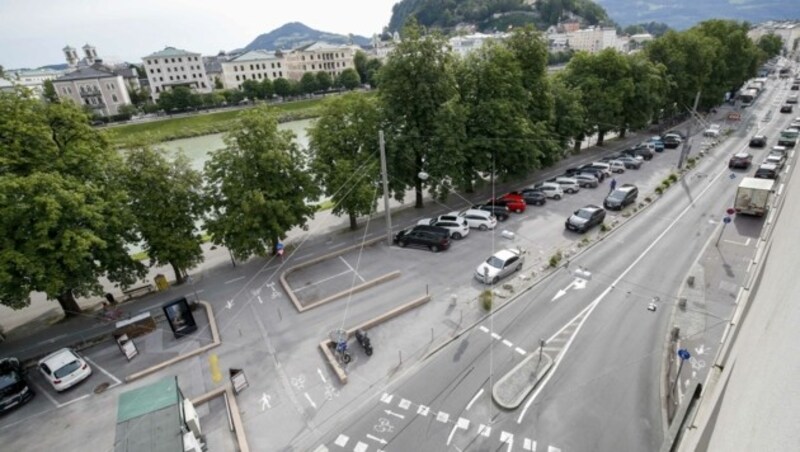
top-left (518, 166), bottom-right (727, 424)
top-left (338, 256), bottom-right (366, 283)
top-left (502, 339), bottom-right (513, 347)
top-left (385, 409), bottom-right (405, 419)
top-left (353, 441), bottom-right (368, 452)
top-left (292, 270), bottom-right (354, 293)
top-left (312, 445), bottom-right (328, 452)
top-left (500, 431), bottom-right (514, 451)
top-left (366, 434), bottom-right (387, 445)
top-left (778, 183), bottom-right (785, 196)
top-left (380, 393), bottom-right (393, 404)
top-left (257, 295), bottom-right (264, 304)
top-left (436, 411), bottom-right (450, 423)
top-left (446, 418), bottom-right (471, 446)
top-left (398, 398), bottom-right (411, 410)
top-left (30, 381), bottom-right (62, 408)
top-left (225, 276), bottom-right (246, 284)
top-left (334, 434), bottom-right (349, 447)
top-left (478, 424), bottom-right (491, 437)
top-left (479, 326), bottom-right (489, 333)
top-left (304, 392), bottom-right (317, 409)
top-left (515, 347), bottom-right (527, 355)
top-left (490, 332), bottom-right (501, 340)
top-left (548, 446), bottom-right (562, 452)
top-left (317, 368), bottom-right (327, 384)
top-left (83, 356), bottom-right (122, 384)
top-left (523, 438), bottom-right (536, 451)
top-left (465, 388), bottom-right (483, 411)
top-left (417, 405), bottom-right (430, 416)
top-left (57, 393), bottom-right (91, 408)
top-left (723, 239), bottom-right (750, 246)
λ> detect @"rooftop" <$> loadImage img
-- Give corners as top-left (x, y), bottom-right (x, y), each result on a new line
top-left (55, 65), bottom-right (118, 82)
top-left (230, 49), bottom-right (281, 62)
top-left (143, 46), bottom-right (199, 59)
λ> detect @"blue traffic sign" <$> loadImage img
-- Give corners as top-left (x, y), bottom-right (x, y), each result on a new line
top-left (723, 216), bottom-right (732, 224)
top-left (678, 348), bottom-right (691, 361)
top-left (729, 173), bottom-right (736, 180)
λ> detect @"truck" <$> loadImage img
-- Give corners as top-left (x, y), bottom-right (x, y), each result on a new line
top-left (734, 177), bottom-right (774, 216)
top-left (777, 128), bottom-right (799, 147)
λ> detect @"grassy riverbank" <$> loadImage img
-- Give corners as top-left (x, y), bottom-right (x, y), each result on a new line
top-left (107, 98), bottom-right (324, 146)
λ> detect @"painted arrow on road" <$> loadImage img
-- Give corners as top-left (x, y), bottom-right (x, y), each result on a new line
top-left (226, 300), bottom-right (234, 309)
top-left (551, 278), bottom-right (588, 302)
top-left (366, 434), bottom-right (387, 445)
top-left (695, 344), bottom-right (706, 355)
top-left (384, 409), bottom-right (405, 420)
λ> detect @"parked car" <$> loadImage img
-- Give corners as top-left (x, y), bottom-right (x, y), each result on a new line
top-left (729, 152), bottom-right (753, 169)
top-left (553, 177), bottom-right (581, 194)
top-left (647, 138), bottom-right (665, 152)
top-left (617, 156), bottom-right (643, 169)
top-left (604, 184), bottom-right (639, 210)
top-left (394, 227), bottom-right (451, 252)
top-left (791, 84), bottom-right (799, 91)
top-left (417, 216), bottom-right (470, 239)
top-left (0, 358), bottom-right (34, 414)
top-left (749, 134), bottom-right (768, 148)
top-left (703, 124), bottom-right (721, 138)
top-left (665, 130), bottom-right (687, 140)
top-left (770, 145), bottom-right (788, 156)
top-left (38, 348), bottom-right (92, 392)
top-left (573, 173), bottom-right (599, 188)
top-left (608, 160), bottom-right (626, 173)
top-left (514, 189), bottom-right (547, 206)
top-left (622, 146), bottom-right (654, 160)
top-left (787, 94), bottom-right (798, 104)
top-left (531, 182), bottom-right (564, 200)
top-left (565, 205), bottom-right (606, 233)
top-left (662, 135), bottom-right (681, 149)
top-left (473, 204), bottom-right (510, 222)
top-left (764, 153), bottom-right (786, 169)
top-left (781, 104), bottom-right (794, 113)
top-left (458, 209), bottom-right (497, 231)
top-left (495, 193), bottom-right (527, 213)
top-left (754, 163), bottom-right (779, 180)
top-left (576, 166), bottom-right (606, 181)
top-left (474, 248), bottom-right (526, 284)
top-left (589, 161), bottom-right (613, 177)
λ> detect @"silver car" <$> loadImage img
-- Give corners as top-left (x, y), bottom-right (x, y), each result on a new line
top-left (475, 248), bottom-right (525, 284)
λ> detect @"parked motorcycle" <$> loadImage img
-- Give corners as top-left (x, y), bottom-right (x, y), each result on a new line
top-left (355, 329), bottom-right (373, 356)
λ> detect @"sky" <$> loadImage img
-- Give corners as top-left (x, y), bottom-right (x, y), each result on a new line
top-left (0, 0), bottom-right (399, 69)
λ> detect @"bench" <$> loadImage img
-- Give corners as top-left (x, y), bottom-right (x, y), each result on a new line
top-left (123, 284), bottom-right (155, 300)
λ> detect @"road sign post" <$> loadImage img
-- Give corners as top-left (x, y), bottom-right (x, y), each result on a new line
top-left (671, 348), bottom-right (692, 401)
top-left (716, 215), bottom-right (733, 247)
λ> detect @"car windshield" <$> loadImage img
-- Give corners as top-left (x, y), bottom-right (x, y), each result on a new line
top-left (576, 209), bottom-right (594, 219)
top-left (54, 360), bottom-right (81, 379)
top-left (608, 191), bottom-right (626, 201)
top-left (0, 370), bottom-right (21, 393)
top-left (486, 256), bottom-right (504, 269)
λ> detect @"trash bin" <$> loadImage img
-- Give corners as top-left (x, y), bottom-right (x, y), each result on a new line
top-left (154, 274), bottom-right (170, 291)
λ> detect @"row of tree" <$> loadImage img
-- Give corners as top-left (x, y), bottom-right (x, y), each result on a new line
top-left (0, 19), bottom-right (781, 316)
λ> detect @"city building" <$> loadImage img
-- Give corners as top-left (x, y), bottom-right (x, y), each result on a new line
top-left (748, 21), bottom-right (800, 55)
top-left (567, 26), bottom-right (623, 53)
top-left (141, 47), bottom-right (210, 101)
top-left (285, 42), bottom-right (359, 81)
top-left (52, 64), bottom-right (131, 116)
top-left (449, 33), bottom-right (509, 58)
top-left (219, 50), bottom-right (285, 90)
top-left (4, 68), bottom-right (64, 97)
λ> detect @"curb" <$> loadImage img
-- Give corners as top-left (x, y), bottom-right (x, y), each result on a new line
top-left (191, 384), bottom-right (250, 452)
top-left (492, 350), bottom-right (553, 409)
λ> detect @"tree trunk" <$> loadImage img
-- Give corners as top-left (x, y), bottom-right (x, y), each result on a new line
top-left (414, 179), bottom-right (423, 208)
top-left (619, 128), bottom-right (627, 139)
top-left (349, 213), bottom-right (358, 230)
top-left (573, 139), bottom-right (582, 154)
top-left (56, 290), bottom-right (82, 317)
top-left (597, 130), bottom-right (606, 147)
top-left (171, 261), bottom-right (185, 285)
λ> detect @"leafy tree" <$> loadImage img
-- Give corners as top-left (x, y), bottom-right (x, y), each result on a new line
top-left (308, 94), bottom-right (381, 230)
top-left (203, 106), bottom-right (320, 258)
top-left (261, 78), bottom-right (274, 98)
top-left (619, 53), bottom-right (667, 136)
top-left (549, 75), bottom-right (586, 151)
top-left (214, 77), bottom-right (224, 90)
top-left (316, 71), bottom-right (332, 92)
top-left (123, 146), bottom-right (205, 284)
top-left (757, 33), bottom-right (784, 59)
top-left (273, 77), bottom-right (292, 98)
top-left (379, 19), bottom-right (465, 206)
top-left (117, 104), bottom-right (138, 119)
top-left (365, 58), bottom-right (383, 87)
top-left (222, 89), bottom-right (246, 105)
top-left (693, 20), bottom-right (760, 108)
top-left (300, 72), bottom-right (318, 94)
top-left (0, 93), bottom-right (144, 316)
top-left (0, 64), bottom-right (4, 78)
top-left (158, 86), bottom-right (200, 112)
top-left (354, 50), bottom-right (369, 83)
top-left (337, 68), bottom-right (361, 90)
top-left (43, 79), bottom-right (59, 103)
top-left (241, 79), bottom-right (263, 100)
top-left (127, 84), bottom-right (149, 106)
top-left (200, 92), bottom-right (224, 108)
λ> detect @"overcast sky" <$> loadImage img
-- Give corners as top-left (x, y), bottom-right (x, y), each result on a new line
top-left (0, 0), bottom-right (399, 69)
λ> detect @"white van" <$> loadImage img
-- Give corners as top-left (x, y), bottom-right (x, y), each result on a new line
top-left (458, 209), bottom-right (497, 231)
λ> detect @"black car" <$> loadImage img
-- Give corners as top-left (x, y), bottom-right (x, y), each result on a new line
top-left (577, 165), bottom-right (606, 181)
top-left (754, 163), bottom-right (779, 180)
top-left (604, 184), bottom-right (639, 210)
top-left (0, 358), bottom-right (34, 414)
top-left (512, 190), bottom-right (547, 206)
top-left (473, 204), bottom-right (510, 221)
top-left (662, 136), bottom-right (681, 149)
top-left (729, 152), bottom-right (753, 169)
top-left (749, 135), bottom-right (768, 148)
top-left (565, 205), bottom-right (606, 233)
top-left (780, 104), bottom-right (794, 113)
top-left (791, 84), bottom-right (799, 91)
top-left (394, 227), bottom-right (451, 252)
top-left (563, 167), bottom-right (583, 177)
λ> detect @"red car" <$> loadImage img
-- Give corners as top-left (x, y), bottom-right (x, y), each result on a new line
top-left (492, 193), bottom-right (527, 213)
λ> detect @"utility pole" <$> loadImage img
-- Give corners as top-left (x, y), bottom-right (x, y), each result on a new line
top-left (379, 130), bottom-right (393, 246)
top-left (677, 91), bottom-right (702, 169)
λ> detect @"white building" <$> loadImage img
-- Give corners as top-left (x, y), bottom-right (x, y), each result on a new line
top-left (219, 50), bottom-right (286, 90)
top-left (52, 65), bottom-right (131, 116)
top-left (748, 21), bottom-right (800, 55)
top-left (142, 47), bottom-right (210, 101)
top-left (567, 27), bottom-right (623, 53)
top-left (285, 42), bottom-right (359, 81)
top-left (448, 33), bottom-right (509, 58)
top-left (5, 68), bottom-right (64, 97)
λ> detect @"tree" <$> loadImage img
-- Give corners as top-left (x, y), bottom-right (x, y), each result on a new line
top-left (241, 79), bottom-right (263, 101)
top-left (43, 80), bottom-right (59, 103)
top-left (127, 84), bottom-right (149, 106)
top-left (365, 58), bottom-right (383, 87)
top-left (619, 53), bottom-right (667, 136)
top-left (549, 75), bottom-right (586, 151)
top-left (123, 146), bottom-right (205, 284)
top-left (316, 71), bottom-right (332, 92)
top-left (273, 77), bottom-right (292, 98)
top-left (337, 68), bottom-right (361, 90)
top-left (757, 33), bottom-right (784, 59)
top-left (378, 19), bottom-right (465, 207)
top-left (308, 94), bottom-right (381, 230)
top-left (117, 104), bottom-right (138, 119)
top-left (300, 72), bottom-right (318, 94)
top-left (0, 93), bottom-right (144, 316)
top-left (260, 78), bottom-right (274, 99)
top-left (203, 106), bottom-right (320, 258)
top-left (214, 77), bottom-right (224, 90)
top-left (158, 86), bottom-right (199, 112)
top-left (354, 50), bottom-right (369, 83)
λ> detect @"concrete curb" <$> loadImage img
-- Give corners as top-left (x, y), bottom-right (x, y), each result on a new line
top-left (280, 236), bottom-right (385, 312)
top-left (492, 350), bottom-right (553, 409)
top-left (191, 384), bottom-right (250, 452)
top-left (300, 271), bottom-right (402, 312)
top-left (319, 294), bottom-right (431, 384)
top-left (125, 300), bottom-right (220, 383)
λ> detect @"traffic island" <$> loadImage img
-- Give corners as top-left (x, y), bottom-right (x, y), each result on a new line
top-left (492, 349), bottom-right (554, 409)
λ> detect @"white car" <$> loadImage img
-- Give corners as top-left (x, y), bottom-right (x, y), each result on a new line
top-left (765, 153), bottom-right (786, 169)
top-left (531, 182), bottom-right (564, 200)
top-left (458, 209), bottom-right (497, 231)
top-left (590, 162), bottom-right (613, 177)
top-left (770, 145), bottom-right (788, 156)
top-left (704, 124), bottom-right (721, 138)
top-left (475, 248), bottom-right (526, 284)
top-left (38, 348), bottom-right (92, 392)
top-left (608, 160), bottom-right (626, 173)
top-left (417, 215), bottom-right (470, 240)
top-left (554, 177), bottom-right (581, 194)
top-left (573, 173), bottom-right (599, 188)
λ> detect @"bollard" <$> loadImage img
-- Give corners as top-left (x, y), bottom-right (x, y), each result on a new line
top-left (398, 350), bottom-right (402, 365)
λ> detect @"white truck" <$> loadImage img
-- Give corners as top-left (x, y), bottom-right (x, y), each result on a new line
top-left (734, 177), bottom-right (774, 216)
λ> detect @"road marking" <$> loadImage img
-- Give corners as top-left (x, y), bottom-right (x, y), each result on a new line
top-left (502, 339), bottom-right (513, 347)
top-left (478, 424), bottom-right (491, 437)
top-left (500, 431), bottom-right (514, 451)
top-left (446, 417), bottom-right (471, 446)
top-left (305, 392), bottom-right (317, 409)
top-left (338, 256), bottom-right (366, 283)
top-left (366, 434), bottom-right (387, 445)
top-left (334, 434), bottom-right (349, 447)
top-left (723, 239), bottom-right (750, 246)
top-left (292, 270), bottom-right (354, 293)
top-left (465, 388), bottom-right (483, 411)
top-left (208, 354), bottom-right (223, 383)
top-left (515, 347), bottom-right (527, 355)
top-left (317, 368), bottom-right (327, 384)
top-left (353, 441), bottom-right (368, 452)
top-left (778, 183), bottom-right (785, 196)
top-left (417, 405), bottom-right (430, 416)
top-left (385, 409), bottom-right (405, 419)
top-left (30, 381), bottom-right (61, 407)
top-left (380, 393), bottom-right (393, 404)
top-left (225, 276), bottom-right (245, 284)
top-left (398, 398), bottom-right (411, 410)
top-left (479, 326), bottom-right (489, 333)
top-left (548, 446), bottom-right (562, 452)
top-left (57, 393), bottom-right (91, 408)
top-left (312, 446), bottom-right (328, 452)
top-left (490, 332), bottom-right (501, 340)
top-left (518, 166), bottom-right (727, 424)
top-left (83, 356), bottom-right (121, 384)
top-left (436, 411), bottom-right (450, 423)
top-left (523, 438), bottom-right (536, 451)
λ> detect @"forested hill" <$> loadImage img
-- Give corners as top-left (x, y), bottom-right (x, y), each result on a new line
top-left (387, 0), bottom-right (612, 33)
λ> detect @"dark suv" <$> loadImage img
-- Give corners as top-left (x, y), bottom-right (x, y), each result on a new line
top-left (662, 136), bottom-right (681, 149)
top-left (728, 152), bottom-right (753, 169)
top-left (604, 184), bottom-right (639, 210)
top-left (565, 205), bottom-right (606, 233)
top-left (0, 358), bottom-right (34, 414)
top-left (622, 146), bottom-right (654, 160)
top-left (749, 135), bottom-right (767, 148)
top-left (394, 226), bottom-right (451, 252)
top-left (473, 204), bottom-right (510, 221)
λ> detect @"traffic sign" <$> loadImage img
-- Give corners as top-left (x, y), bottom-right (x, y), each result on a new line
top-left (723, 216), bottom-right (732, 224)
top-left (729, 173), bottom-right (736, 179)
top-left (678, 348), bottom-right (691, 361)
top-left (726, 208), bottom-right (736, 215)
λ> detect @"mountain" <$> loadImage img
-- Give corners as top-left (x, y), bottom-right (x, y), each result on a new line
top-left (243, 22), bottom-right (371, 52)
top-left (594, 0), bottom-right (798, 29)
top-left (387, 0), bottom-right (612, 33)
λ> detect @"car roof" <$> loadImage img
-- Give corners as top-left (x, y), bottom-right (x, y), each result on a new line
top-left (493, 249), bottom-right (520, 260)
top-left (733, 152), bottom-right (752, 158)
top-left (580, 204), bottom-right (602, 211)
top-left (39, 348), bottom-right (79, 368)
top-left (752, 134), bottom-right (766, 139)
top-left (759, 163), bottom-right (778, 170)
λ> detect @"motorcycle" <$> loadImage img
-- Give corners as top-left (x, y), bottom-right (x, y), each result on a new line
top-left (355, 329), bottom-right (373, 356)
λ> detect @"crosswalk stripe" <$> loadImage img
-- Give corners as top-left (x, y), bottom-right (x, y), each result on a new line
top-left (523, 438), bottom-right (536, 451)
top-left (502, 339), bottom-right (513, 347)
top-left (417, 405), bottom-right (430, 416)
top-left (436, 411), bottom-right (450, 423)
top-left (353, 442), bottom-right (368, 452)
top-left (334, 434), bottom-right (349, 447)
top-left (380, 393), bottom-right (393, 404)
top-left (479, 325), bottom-right (490, 333)
top-left (478, 424), bottom-right (491, 437)
top-left (515, 347), bottom-right (527, 355)
top-left (398, 398), bottom-right (411, 410)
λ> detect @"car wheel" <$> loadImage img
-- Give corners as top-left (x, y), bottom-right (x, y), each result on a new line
top-left (479, 224), bottom-right (488, 231)
top-left (429, 245), bottom-right (440, 253)
top-left (499, 215), bottom-right (508, 222)
top-left (492, 276), bottom-right (499, 285)
top-left (515, 264), bottom-right (522, 272)
top-left (554, 194), bottom-right (562, 200)
top-left (452, 232), bottom-right (462, 240)
top-left (538, 200), bottom-right (546, 206)
top-left (398, 241), bottom-right (407, 248)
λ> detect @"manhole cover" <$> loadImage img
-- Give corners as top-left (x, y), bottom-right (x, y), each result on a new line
top-left (94, 382), bottom-right (110, 394)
